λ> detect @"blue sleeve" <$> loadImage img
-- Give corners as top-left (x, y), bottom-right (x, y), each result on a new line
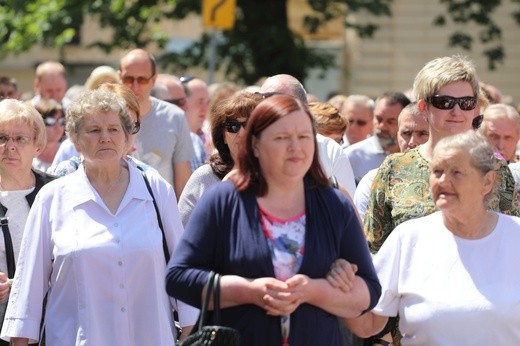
top-left (164, 183), bottom-right (222, 307)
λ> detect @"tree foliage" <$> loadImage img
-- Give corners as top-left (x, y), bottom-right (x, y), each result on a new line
top-left (433, 0), bottom-right (520, 70)
top-left (0, 0), bottom-right (518, 83)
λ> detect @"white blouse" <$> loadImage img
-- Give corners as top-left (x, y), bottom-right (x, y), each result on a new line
top-left (1, 163), bottom-right (198, 345)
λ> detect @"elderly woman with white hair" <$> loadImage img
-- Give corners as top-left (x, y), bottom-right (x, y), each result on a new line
top-left (1, 89), bottom-right (196, 345)
top-left (0, 99), bottom-right (55, 346)
top-left (334, 130), bottom-right (520, 345)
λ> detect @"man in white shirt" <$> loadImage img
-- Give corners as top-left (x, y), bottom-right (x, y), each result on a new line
top-left (344, 91), bottom-right (410, 184)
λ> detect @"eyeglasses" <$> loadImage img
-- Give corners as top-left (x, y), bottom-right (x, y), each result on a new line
top-left (225, 120), bottom-right (247, 134)
top-left (254, 92), bottom-right (282, 99)
top-left (131, 121), bottom-right (140, 135)
top-left (347, 119), bottom-right (368, 127)
top-left (0, 134), bottom-right (32, 146)
top-left (166, 97), bottom-right (187, 108)
top-left (427, 95), bottom-right (477, 111)
top-left (43, 117), bottom-right (66, 127)
top-left (121, 74), bottom-right (154, 86)
top-left (180, 76), bottom-right (194, 84)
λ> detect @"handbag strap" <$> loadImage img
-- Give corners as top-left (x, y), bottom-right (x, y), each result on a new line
top-left (137, 167), bottom-right (170, 263)
top-left (0, 206), bottom-right (15, 278)
top-left (198, 271), bottom-right (217, 330)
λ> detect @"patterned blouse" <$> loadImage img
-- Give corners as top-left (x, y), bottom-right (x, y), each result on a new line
top-left (364, 147), bottom-right (520, 253)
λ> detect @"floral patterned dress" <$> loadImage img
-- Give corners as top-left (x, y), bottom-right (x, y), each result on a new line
top-left (259, 205), bottom-right (306, 346)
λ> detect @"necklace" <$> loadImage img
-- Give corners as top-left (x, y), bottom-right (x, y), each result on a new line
top-left (90, 168), bottom-right (126, 194)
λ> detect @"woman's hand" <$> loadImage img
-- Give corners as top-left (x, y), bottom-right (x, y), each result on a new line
top-left (327, 259), bottom-right (358, 292)
top-left (250, 277), bottom-right (303, 316)
top-left (0, 272), bottom-right (11, 302)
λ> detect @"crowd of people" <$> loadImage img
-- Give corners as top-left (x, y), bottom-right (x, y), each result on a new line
top-left (0, 51), bottom-right (519, 345)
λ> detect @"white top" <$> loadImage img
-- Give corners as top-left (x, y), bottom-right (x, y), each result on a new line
top-left (373, 212), bottom-right (520, 345)
top-left (353, 168), bottom-right (378, 221)
top-left (316, 134), bottom-right (356, 197)
top-left (0, 188), bottom-right (34, 326)
top-left (50, 138), bottom-right (79, 168)
top-left (178, 164), bottom-right (221, 226)
top-left (344, 135), bottom-right (388, 183)
top-left (1, 163), bottom-right (198, 345)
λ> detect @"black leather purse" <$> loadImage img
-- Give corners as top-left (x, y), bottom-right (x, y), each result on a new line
top-left (177, 271), bottom-right (240, 346)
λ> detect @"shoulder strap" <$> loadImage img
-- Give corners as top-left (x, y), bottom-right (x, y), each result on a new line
top-left (137, 167), bottom-right (170, 263)
top-left (0, 206), bottom-right (15, 278)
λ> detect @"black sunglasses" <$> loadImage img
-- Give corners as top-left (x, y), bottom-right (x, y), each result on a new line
top-left (43, 117), bottom-right (66, 127)
top-left (225, 120), bottom-right (247, 134)
top-left (427, 95), bottom-right (477, 111)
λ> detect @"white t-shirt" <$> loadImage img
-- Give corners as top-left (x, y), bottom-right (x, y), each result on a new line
top-left (373, 212), bottom-right (520, 345)
top-left (353, 168), bottom-right (378, 221)
top-left (316, 134), bottom-right (356, 197)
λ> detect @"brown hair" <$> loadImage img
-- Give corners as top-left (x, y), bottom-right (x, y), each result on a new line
top-left (308, 101), bottom-right (347, 136)
top-left (233, 94), bottom-right (328, 196)
top-left (209, 91), bottom-right (263, 179)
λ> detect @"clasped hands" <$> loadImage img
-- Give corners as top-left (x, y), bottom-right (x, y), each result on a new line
top-left (251, 259), bottom-right (358, 316)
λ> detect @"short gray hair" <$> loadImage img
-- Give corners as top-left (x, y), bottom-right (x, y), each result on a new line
top-left (433, 130), bottom-right (498, 207)
top-left (66, 89), bottom-right (134, 144)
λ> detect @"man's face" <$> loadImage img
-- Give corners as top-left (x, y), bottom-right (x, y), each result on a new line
top-left (397, 110), bottom-right (430, 151)
top-left (184, 80), bottom-right (209, 133)
top-left (482, 118), bottom-right (520, 162)
top-left (36, 74), bottom-right (67, 102)
top-left (373, 98), bottom-right (403, 148)
top-left (0, 84), bottom-right (19, 100)
top-left (119, 57), bottom-right (156, 103)
top-left (342, 103), bottom-right (373, 144)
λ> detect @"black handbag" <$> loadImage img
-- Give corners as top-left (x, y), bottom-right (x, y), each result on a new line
top-left (177, 272), bottom-right (240, 346)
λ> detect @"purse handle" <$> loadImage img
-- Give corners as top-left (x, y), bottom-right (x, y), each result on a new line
top-left (198, 271), bottom-right (221, 330)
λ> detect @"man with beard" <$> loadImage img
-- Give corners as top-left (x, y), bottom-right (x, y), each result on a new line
top-left (344, 91), bottom-right (410, 184)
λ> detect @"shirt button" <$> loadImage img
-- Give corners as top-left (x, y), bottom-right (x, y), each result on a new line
top-left (114, 223), bottom-right (119, 227)
top-left (118, 261), bottom-right (123, 266)
top-left (121, 307), bottom-right (126, 312)
top-left (120, 284), bottom-right (124, 289)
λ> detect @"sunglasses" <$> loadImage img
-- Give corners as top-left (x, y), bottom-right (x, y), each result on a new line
top-left (427, 95), bottom-right (477, 111)
top-left (43, 117), bottom-right (66, 127)
top-left (225, 121), bottom-right (247, 134)
top-left (121, 74), bottom-right (154, 86)
top-left (180, 76), bottom-right (194, 84)
top-left (347, 119), bottom-right (368, 127)
top-left (166, 97), bottom-right (187, 108)
top-left (254, 91), bottom-right (282, 99)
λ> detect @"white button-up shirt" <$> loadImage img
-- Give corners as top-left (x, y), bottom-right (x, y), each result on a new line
top-left (1, 163), bottom-right (198, 345)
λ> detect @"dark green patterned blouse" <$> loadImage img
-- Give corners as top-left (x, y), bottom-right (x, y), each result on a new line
top-left (364, 147), bottom-right (520, 253)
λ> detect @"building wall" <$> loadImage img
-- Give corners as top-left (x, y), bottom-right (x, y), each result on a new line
top-left (0, 1), bottom-right (518, 104)
top-left (339, 1), bottom-right (520, 103)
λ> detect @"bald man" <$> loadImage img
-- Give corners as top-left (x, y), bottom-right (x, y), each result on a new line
top-left (119, 49), bottom-right (194, 198)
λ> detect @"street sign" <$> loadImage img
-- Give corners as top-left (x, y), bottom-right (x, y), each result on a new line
top-left (202, 0), bottom-right (236, 30)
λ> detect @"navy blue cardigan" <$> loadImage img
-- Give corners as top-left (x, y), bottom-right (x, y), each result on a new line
top-left (166, 179), bottom-right (380, 346)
